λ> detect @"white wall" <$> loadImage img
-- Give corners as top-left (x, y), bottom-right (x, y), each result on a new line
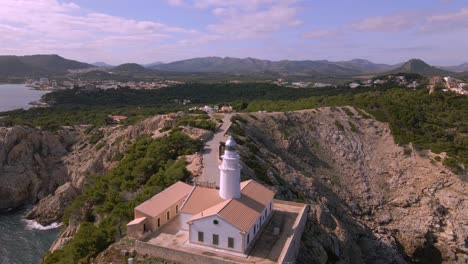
top-left (134, 196), bottom-right (187, 231)
top-left (244, 200), bottom-right (273, 251)
top-left (189, 215), bottom-right (244, 253)
top-left (179, 213), bottom-right (192, 230)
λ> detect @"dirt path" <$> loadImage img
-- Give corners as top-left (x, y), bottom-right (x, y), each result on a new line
top-left (197, 113), bottom-right (232, 187)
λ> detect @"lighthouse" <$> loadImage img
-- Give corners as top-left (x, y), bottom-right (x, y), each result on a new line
top-left (219, 136), bottom-right (241, 199)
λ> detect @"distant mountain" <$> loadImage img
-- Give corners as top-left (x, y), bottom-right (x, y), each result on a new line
top-left (455, 70), bottom-right (468, 80)
top-left (92, 62), bottom-right (114, 68)
top-left (385, 59), bottom-right (452, 76)
top-left (111, 63), bottom-right (147, 74)
top-left (144, 61), bottom-right (165, 68)
top-left (0, 56), bottom-right (47, 77)
top-left (437, 63), bottom-right (468, 73)
top-left (78, 70), bottom-right (114, 79)
top-left (0, 54), bottom-right (93, 77)
top-left (336, 59), bottom-right (397, 72)
top-left (151, 57), bottom-right (398, 75)
top-left (18, 54), bottom-right (92, 73)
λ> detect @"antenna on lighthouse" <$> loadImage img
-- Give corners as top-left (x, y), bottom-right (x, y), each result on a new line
top-left (219, 136), bottom-right (241, 199)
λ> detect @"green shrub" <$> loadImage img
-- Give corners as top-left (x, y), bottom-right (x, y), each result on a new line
top-left (46, 132), bottom-right (203, 263)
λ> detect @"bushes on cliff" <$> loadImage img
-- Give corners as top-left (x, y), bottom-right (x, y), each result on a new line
top-left (44, 131), bottom-right (202, 264)
top-left (245, 89), bottom-right (468, 175)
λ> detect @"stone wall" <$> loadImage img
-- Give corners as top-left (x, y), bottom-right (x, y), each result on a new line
top-left (135, 240), bottom-right (240, 264)
top-left (276, 201), bottom-right (309, 264)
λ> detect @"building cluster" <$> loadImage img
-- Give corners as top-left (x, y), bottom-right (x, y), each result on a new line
top-left (443, 76), bottom-right (467, 95)
top-left (26, 78), bottom-right (183, 91)
top-left (349, 75), bottom-right (420, 89)
top-left (189, 105), bottom-right (233, 114)
top-left (428, 76), bottom-right (467, 95)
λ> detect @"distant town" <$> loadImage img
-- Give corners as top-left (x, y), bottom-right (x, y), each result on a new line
top-left (26, 72), bottom-right (468, 97)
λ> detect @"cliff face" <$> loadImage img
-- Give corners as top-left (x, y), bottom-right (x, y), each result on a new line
top-left (0, 115), bottom-right (174, 225)
top-left (0, 127), bottom-right (77, 209)
top-left (233, 108), bottom-right (467, 263)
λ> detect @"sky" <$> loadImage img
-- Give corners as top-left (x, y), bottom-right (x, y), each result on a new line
top-left (1, 0), bottom-right (467, 65)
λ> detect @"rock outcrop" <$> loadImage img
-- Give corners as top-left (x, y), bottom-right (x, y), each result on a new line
top-left (0, 115), bottom-right (175, 226)
top-left (232, 107), bottom-right (467, 263)
top-left (0, 126), bottom-right (77, 209)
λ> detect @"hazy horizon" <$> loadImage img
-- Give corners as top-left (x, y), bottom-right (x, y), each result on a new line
top-left (1, 0), bottom-right (467, 66)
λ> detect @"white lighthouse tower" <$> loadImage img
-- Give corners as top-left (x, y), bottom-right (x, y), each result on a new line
top-left (219, 136), bottom-right (241, 199)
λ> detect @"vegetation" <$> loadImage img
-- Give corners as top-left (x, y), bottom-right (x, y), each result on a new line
top-left (245, 89), bottom-right (467, 175)
top-left (175, 114), bottom-right (217, 131)
top-left (43, 131), bottom-right (203, 264)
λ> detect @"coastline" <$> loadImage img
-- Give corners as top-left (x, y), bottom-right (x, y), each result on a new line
top-left (0, 84), bottom-right (50, 112)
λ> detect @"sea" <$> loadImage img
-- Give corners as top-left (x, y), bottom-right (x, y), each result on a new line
top-left (0, 84), bottom-right (59, 264)
top-left (0, 84), bottom-right (47, 112)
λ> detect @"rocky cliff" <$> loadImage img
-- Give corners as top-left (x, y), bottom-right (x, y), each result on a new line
top-left (0, 127), bottom-right (77, 209)
top-left (232, 107), bottom-right (467, 263)
top-left (0, 115), bottom-right (176, 225)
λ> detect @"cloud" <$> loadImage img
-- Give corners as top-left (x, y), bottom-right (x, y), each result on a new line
top-left (423, 7), bottom-right (468, 32)
top-left (347, 13), bottom-right (416, 32)
top-left (167, 0), bottom-right (187, 7)
top-left (303, 29), bottom-right (344, 40)
top-left (0, 0), bottom-right (197, 63)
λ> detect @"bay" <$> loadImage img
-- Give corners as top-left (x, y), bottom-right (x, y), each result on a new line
top-left (0, 84), bottom-right (58, 264)
top-left (0, 84), bottom-right (47, 112)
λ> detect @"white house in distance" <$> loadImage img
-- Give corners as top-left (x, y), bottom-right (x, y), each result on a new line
top-left (127, 137), bottom-right (275, 254)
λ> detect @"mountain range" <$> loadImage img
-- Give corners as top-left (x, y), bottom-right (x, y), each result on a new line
top-left (149, 57), bottom-right (400, 75)
top-left (437, 63), bottom-right (468, 72)
top-left (0, 55), bottom-right (92, 77)
top-left (0, 54), bottom-right (466, 79)
top-left (385, 59), bottom-right (452, 76)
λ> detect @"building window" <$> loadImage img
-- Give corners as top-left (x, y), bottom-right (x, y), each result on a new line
top-left (213, 219), bottom-right (219, 225)
top-left (167, 211), bottom-right (170, 220)
top-left (198, 232), bottom-right (204, 242)
top-left (213, 234), bottom-right (219, 245)
top-left (247, 234), bottom-right (250, 244)
top-left (228, 237), bottom-right (234, 248)
top-left (176, 205), bottom-right (179, 213)
top-left (265, 209), bottom-right (267, 218)
top-left (157, 218), bottom-right (160, 227)
top-left (254, 225), bottom-right (256, 234)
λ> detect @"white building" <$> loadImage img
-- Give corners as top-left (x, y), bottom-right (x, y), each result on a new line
top-left (313, 82), bottom-right (332, 88)
top-left (349, 82), bottom-right (360, 89)
top-left (444, 76), bottom-right (455, 83)
top-left (127, 137), bottom-right (275, 254)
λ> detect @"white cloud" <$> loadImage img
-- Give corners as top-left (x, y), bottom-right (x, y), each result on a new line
top-left (423, 7), bottom-right (468, 32)
top-left (0, 0), bottom-right (196, 63)
top-left (167, 0), bottom-right (187, 6)
top-left (303, 29), bottom-right (342, 39)
top-left (347, 13), bottom-right (416, 32)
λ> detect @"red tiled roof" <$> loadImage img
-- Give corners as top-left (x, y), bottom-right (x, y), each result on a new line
top-left (135, 181), bottom-right (192, 217)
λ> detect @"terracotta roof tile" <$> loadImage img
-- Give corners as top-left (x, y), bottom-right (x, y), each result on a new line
top-left (135, 181), bottom-right (192, 217)
top-left (188, 180), bottom-right (275, 232)
top-left (180, 186), bottom-right (224, 215)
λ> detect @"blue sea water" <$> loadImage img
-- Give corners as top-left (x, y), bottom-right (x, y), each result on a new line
top-left (0, 207), bottom-right (60, 264)
top-left (0, 84), bottom-right (47, 112)
top-left (0, 84), bottom-right (59, 264)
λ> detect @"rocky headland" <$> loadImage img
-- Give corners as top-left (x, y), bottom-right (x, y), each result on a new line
top-left (0, 108), bottom-right (466, 263)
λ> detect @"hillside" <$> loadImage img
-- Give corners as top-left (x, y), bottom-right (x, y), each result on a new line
top-left (386, 59), bottom-right (452, 76)
top-left (151, 56), bottom-right (397, 75)
top-left (437, 62), bottom-right (468, 72)
top-left (0, 56), bottom-right (47, 77)
top-left (111, 63), bottom-right (147, 74)
top-left (0, 54), bottom-right (92, 77)
top-left (231, 108), bottom-right (467, 263)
